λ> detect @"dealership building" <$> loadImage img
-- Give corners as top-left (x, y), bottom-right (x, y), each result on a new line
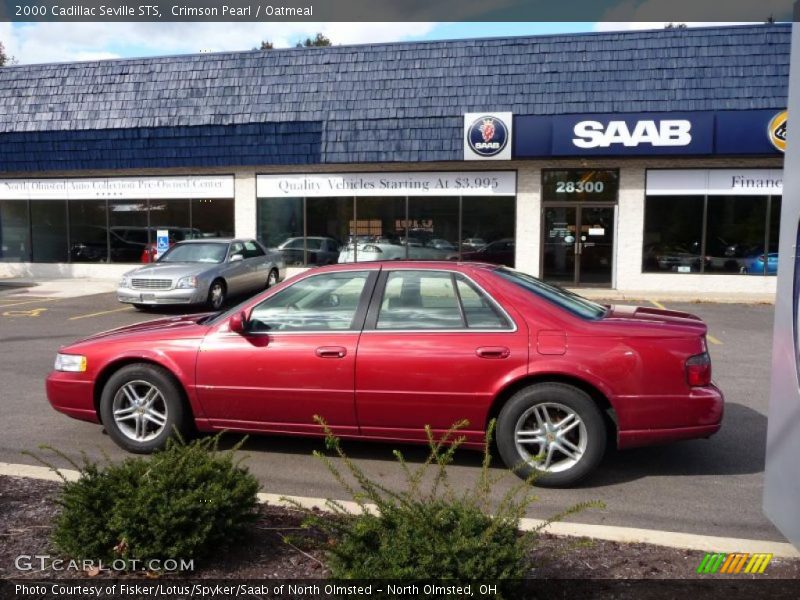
top-left (0, 23), bottom-right (789, 293)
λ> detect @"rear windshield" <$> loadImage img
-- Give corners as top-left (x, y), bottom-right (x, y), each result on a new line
top-left (495, 268), bottom-right (607, 320)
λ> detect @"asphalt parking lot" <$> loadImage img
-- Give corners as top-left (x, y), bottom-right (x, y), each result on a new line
top-left (0, 286), bottom-right (784, 543)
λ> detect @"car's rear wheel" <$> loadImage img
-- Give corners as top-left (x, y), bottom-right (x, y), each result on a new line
top-left (496, 382), bottom-right (606, 487)
top-left (266, 269), bottom-right (279, 289)
top-left (99, 364), bottom-right (190, 454)
top-left (207, 279), bottom-right (226, 310)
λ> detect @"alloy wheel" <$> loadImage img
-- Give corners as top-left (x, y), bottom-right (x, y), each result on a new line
top-left (513, 401), bottom-right (588, 473)
top-left (111, 380), bottom-right (169, 442)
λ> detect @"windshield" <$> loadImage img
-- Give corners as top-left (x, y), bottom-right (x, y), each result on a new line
top-left (495, 268), bottom-right (607, 320)
top-left (158, 243), bottom-right (228, 264)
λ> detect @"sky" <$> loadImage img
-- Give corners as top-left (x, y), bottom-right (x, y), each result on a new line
top-left (0, 21), bottom-right (751, 66)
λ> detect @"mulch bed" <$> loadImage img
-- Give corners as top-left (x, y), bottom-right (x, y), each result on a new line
top-left (1, 475), bottom-right (798, 580)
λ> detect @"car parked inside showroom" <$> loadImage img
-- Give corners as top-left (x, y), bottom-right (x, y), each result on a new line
top-left (50, 261), bottom-right (722, 487)
top-left (117, 238), bottom-right (285, 310)
top-left (276, 236), bottom-right (341, 266)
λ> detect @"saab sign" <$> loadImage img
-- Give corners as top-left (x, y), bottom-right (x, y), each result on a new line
top-left (514, 110), bottom-right (785, 157)
top-left (572, 119), bottom-right (692, 149)
top-left (464, 112), bottom-right (512, 160)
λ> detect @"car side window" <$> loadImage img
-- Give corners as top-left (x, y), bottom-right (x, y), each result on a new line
top-left (455, 276), bottom-right (510, 329)
top-left (377, 271), bottom-right (463, 330)
top-left (248, 272), bottom-right (371, 332)
top-left (229, 242), bottom-right (244, 259)
top-left (243, 240), bottom-right (265, 258)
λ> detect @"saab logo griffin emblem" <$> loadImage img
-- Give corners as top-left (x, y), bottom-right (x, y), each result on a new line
top-left (696, 552), bottom-right (772, 574)
top-left (467, 115), bottom-right (509, 157)
top-left (768, 111), bottom-right (787, 152)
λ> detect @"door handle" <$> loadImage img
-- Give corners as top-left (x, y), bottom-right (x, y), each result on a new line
top-left (476, 346), bottom-right (510, 359)
top-left (315, 346), bottom-right (347, 359)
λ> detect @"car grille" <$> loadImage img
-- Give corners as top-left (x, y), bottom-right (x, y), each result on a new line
top-left (131, 278), bottom-right (172, 290)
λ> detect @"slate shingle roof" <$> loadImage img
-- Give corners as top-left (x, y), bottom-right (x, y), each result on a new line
top-left (0, 23), bottom-right (790, 171)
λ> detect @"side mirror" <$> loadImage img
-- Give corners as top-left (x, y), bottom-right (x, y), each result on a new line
top-left (230, 253), bottom-right (244, 262)
top-left (229, 310), bottom-right (248, 334)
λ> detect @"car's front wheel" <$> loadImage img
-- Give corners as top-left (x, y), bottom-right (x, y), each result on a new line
top-left (496, 382), bottom-right (607, 487)
top-left (99, 364), bottom-right (191, 453)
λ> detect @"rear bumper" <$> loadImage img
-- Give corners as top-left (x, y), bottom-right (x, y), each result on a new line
top-left (46, 372), bottom-right (99, 424)
top-left (616, 383), bottom-right (724, 449)
top-left (618, 423), bottom-right (722, 449)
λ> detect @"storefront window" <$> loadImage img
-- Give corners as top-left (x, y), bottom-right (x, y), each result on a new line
top-left (257, 197), bottom-right (303, 254)
top-left (192, 198), bottom-right (234, 238)
top-left (643, 194), bottom-right (781, 276)
top-left (108, 200), bottom-right (148, 263)
top-left (257, 193), bottom-right (516, 267)
top-left (408, 196), bottom-right (459, 259)
top-left (148, 198), bottom-right (192, 245)
top-left (306, 197), bottom-right (351, 265)
top-left (351, 197), bottom-right (406, 262)
top-left (31, 200), bottom-right (68, 262)
top-left (69, 200), bottom-right (108, 263)
top-left (643, 196), bottom-right (705, 274)
top-left (0, 200), bottom-right (30, 262)
top-left (461, 196), bottom-right (516, 267)
top-left (706, 196), bottom-right (768, 274)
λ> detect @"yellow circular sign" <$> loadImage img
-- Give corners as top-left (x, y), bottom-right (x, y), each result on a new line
top-left (768, 111), bottom-right (787, 152)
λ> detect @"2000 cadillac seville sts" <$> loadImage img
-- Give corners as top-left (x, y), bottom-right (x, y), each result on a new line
top-left (46, 262), bottom-right (723, 486)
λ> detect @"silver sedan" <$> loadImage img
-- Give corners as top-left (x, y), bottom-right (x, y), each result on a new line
top-left (117, 238), bottom-right (286, 310)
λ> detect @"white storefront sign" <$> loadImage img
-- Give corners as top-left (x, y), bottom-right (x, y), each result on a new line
top-left (0, 175), bottom-right (235, 200)
top-left (257, 171), bottom-right (517, 197)
top-left (646, 169), bottom-right (784, 196)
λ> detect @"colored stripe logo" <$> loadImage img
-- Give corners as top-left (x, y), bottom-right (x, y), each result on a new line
top-left (697, 552), bottom-right (772, 574)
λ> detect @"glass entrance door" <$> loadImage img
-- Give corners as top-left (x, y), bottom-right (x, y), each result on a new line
top-left (542, 205), bottom-right (615, 287)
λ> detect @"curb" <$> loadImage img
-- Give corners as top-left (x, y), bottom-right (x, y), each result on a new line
top-left (3, 461), bottom-right (797, 559)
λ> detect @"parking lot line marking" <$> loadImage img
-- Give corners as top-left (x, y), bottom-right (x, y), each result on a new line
top-left (707, 335), bottom-right (723, 345)
top-left (69, 307), bottom-right (133, 321)
top-left (649, 299), bottom-right (667, 310)
top-left (0, 297), bottom-right (60, 309)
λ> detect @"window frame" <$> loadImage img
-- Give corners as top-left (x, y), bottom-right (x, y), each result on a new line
top-left (362, 268), bottom-right (517, 333)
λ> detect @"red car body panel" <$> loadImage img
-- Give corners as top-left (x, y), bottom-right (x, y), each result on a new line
top-left (46, 262), bottom-right (723, 453)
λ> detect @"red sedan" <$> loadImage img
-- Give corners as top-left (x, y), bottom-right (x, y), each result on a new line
top-left (46, 262), bottom-right (723, 486)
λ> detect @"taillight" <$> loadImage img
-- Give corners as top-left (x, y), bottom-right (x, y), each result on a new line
top-left (686, 352), bottom-right (712, 387)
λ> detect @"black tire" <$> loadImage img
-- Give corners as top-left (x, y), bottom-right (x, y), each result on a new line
top-left (266, 269), bottom-right (279, 289)
top-left (207, 279), bottom-right (226, 310)
top-left (99, 363), bottom-right (191, 454)
top-left (496, 382), bottom-right (607, 487)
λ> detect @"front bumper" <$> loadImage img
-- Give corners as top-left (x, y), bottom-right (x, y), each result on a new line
top-left (117, 286), bottom-right (206, 305)
top-left (46, 371), bottom-right (99, 423)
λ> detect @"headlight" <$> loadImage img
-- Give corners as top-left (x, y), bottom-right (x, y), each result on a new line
top-left (54, 353), bottom-right (87, 372)
top-left (119, 276), bottom-right (131, 288)
top-left (176, 276), bottom-right (197, 289)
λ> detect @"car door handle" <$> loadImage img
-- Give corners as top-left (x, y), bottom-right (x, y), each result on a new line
top-left (315, 346), bottom-right (347, 359)
top-left (476, 346), bottom-right (510, 359)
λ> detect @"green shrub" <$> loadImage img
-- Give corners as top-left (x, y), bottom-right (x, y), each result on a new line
top-left (291, 419), bottom-right (601, 591)
top-left (33, 435), bottom-right (259, 565)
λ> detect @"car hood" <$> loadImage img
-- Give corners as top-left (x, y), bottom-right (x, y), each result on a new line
top-left (603, 304), bottom-right (707, 335)
top-left (68, 313), bottom-right (213, 346)
top-left (124, 263), bottom-right (215, 279)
